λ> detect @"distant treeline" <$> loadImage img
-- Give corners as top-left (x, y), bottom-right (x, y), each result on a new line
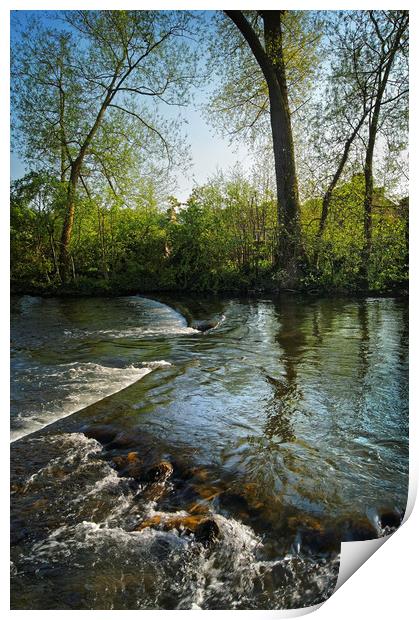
top-left (11, 171), bottom-right (408, 295)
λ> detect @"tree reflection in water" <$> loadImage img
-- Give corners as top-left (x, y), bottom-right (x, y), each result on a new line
top-left (262, 297), bottom-right (308, 443)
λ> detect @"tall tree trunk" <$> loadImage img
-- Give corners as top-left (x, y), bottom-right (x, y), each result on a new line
top-left (267, 82), bottom-right (301, 276)
top-left (79, 172), bottom-right (109, 280)
top-left (225, 10), bottom-right (303, 286)
top-left (48, 228), bottom-right (60, 279)
top-left (263, 12), bottom-right (302, 281)
top-left (58, 92), bottom-right (113, 281)
top-left (58, 72), bottom-right (67, 184)
top-left (57, 61), bottom-right (121, 281)
top-left (98, 207), bottom-right (109, 280)
top-left (359, 118), bottom-right (378, 287)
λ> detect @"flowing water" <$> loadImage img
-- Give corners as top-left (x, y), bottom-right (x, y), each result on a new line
top-left (10, 294), bottom-right (408, 609)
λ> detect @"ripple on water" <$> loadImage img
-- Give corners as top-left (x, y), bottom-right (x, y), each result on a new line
top-left (10, 295), bottom-right (408, 609)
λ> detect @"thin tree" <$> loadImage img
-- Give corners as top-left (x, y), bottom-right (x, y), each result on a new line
top-left (12, 10), bottom-right (197, 281)
top-left (297, 11), bottom-right (408, 272)
top-left (360, 10), bottom-right (408, 285)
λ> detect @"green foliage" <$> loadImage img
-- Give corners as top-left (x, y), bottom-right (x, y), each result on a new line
top-left (11, 10), bottom-right (197, 181)
top-left (11, 172), bottom-right (66, 286)
top-left (301, 175), bottom-right (408, 291)
top-left (207, 11), bottom-right (322, 143)
top-left (11, 170), bottom-right (408, 295)
top-left (10, 11), bottom-right (408, 296)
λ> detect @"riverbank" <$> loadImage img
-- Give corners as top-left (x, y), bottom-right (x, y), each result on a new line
top-left (11, 278), bottom-right (408, 301)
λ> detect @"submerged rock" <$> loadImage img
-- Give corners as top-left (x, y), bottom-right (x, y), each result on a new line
top-left (182, 466), bottom-right (210, 482)
top-left (195, 518), bottom-right (220, 547)
top-left (218, 491), bottom-right (249, 516)
top-left (298, 526), bottom-right (340, 555)
top-left (187, 501), bottom-right (211, 515)
top-left (195, 485), bottom-right (221, 502)
top-left (338, 516), bottom-right (379, 542)
top-left (286, 512), bottom-right (340, 554)
top-left (145, 461), bottom-right (173, 483)
top-left (192, 318), bottom-right (221, 333)
top-left (135, 514), bottom-right (201, 534)
top-left (379, 508), bottom-right (404, 530)
top-left (107, 429), bottom-right (144, 449)
top-left (112, 451), bottom-right (143, 480)
top-left (294, 514), bottom-right (379, 553)
top-left (135, 512), bottom-right (220, 546)
top-left (136, 515), bottom-right (162, 531)
top-left (170, 459), bottom-right (196, 481)
top-left (82, 424), bottom-right (118, 445)
top-left (166, 515), bottom-right (203, 532)
top-left (141, 482), bottom-right (168, 502)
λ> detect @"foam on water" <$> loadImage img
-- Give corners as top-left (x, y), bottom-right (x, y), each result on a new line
top-left (22, 433), bottom-right (104, 491)
top-left (62, 325), bottom-right (200, 340)
top-left (174, 514), bottom-right (264, 609)
top-left (20, 503), bottom-right (338, 609)
top-left (140, 360), bottom-right (172, 369)
top-left (18, 433), bottom-right (266, 606)
top-left (11, 361), bottom-right (171, 442)
top-left (19, 433), bottom-right (137, 532)
top-left (13, 432), bottom-right (339, 609)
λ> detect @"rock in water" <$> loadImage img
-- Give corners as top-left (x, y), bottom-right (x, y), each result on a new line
top-left (134, 513), bottom-right (220, 546)
top-left (299, 526), bottom-right (340, 554)
top-left (379, 508), bottom-right (403, 529)
top-left (135, 514), bottom-right (204, 534)
top-left (195, 518), bottom-right (220, 547)
top-left (218, 491), bottom-right (249, 517)
top-left (108, 430), bottom-right (143, 449)
top-left (339, 516), bottom-right (378, 541)
top-left (192, 316), bottom-right (224, 332)
top-left (112, 451), bottom-right (143, 480)
top-left (193, 320), bottom-right (217, 332)
top-left (145, 461), bottom-right (173, 483)
top-left (82, 424), bottom-right (118, 445)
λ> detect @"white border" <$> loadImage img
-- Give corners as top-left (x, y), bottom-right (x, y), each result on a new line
top-left (2, 2), bottom-right (417, 618)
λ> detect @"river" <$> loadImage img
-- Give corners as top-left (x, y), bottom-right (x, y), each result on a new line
top-left (10, 294), bottom-right (408, 609)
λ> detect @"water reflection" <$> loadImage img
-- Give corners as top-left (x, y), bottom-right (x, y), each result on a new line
top-left (11, 294), bottom-right (408, 610)
top-left (262, 297), bottom-right (308, 443)
top-left (357, 300), bottom-right (370, 385)
top-left (257, 296), bottom-right (408, 518)
top-left (11, 294), bottom-right (409, 518)
top-left (263, 373), bottom-right (296, 443)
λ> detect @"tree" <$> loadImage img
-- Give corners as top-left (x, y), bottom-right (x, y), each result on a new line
top-left (208, 11), bottom-right (320, 144)
top-left (11, 172), bottom-right (66, 285)
top-left (303, 11), bottom-right (408, 277)
top-left (222, 11), bottom-right (314, 283)
top-left (358, 10), bottom-right (408, 285)
top-left (306, 13), bottom-right (378, 267)
top-left (12, 10), bottom-right (197, 281)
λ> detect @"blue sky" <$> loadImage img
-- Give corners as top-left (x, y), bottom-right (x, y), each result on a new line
top-left (10, 9), bottom-right (253, 202)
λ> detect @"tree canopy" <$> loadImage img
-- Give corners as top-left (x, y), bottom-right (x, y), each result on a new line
top-left (10, 9), bottom-right (409, 295)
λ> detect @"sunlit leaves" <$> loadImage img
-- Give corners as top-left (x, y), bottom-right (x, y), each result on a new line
top-left (207, 11), bottom-right (322, 145)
